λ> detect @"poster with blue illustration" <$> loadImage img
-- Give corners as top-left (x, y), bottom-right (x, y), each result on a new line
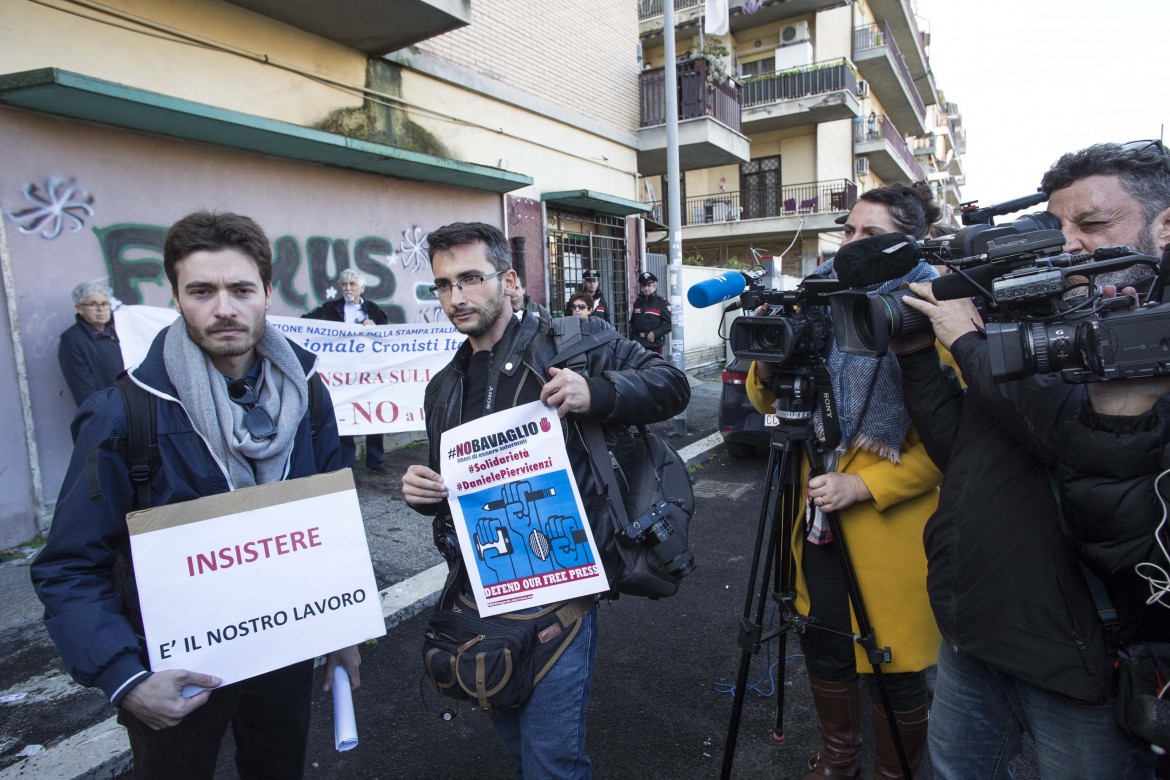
top-left (439, 400), bottom-right (609, 616)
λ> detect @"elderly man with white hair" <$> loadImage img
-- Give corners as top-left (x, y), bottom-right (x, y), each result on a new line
top-left (303, 269), bottom-right (393, 475)
top-left (58, 281), bottom-right (124, 406)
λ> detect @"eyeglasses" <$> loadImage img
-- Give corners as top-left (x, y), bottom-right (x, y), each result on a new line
top-left (428, 270), bottom-right (503, 297)
top-left (1122, 139), bottom-right (1169, 157)
top-left (571, 303), bottom-right (590, 311)
top-left (227, 377), bottom-right (276, 441)
top-left (78, 302), bottom-right (111, 310)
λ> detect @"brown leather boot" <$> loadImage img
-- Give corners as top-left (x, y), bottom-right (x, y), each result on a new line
top-left (802, 674), bottom-right (862, 780)
top-left (871, 702), bottom-right (928, 779)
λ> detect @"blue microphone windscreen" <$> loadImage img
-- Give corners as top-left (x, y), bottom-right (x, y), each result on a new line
top-left (687, 272), bottom-right (748, 308)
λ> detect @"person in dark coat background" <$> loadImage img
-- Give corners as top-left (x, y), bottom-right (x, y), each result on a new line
top-left (302, 269), bottom-right (394, 476)
top-left (563, 268), bottom-right (610, 322)
top-left (628, 271), bottom-right (671, 354)
top-left (58, 281), bottom-right (124, 406)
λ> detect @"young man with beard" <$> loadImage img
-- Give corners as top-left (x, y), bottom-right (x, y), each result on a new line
top-left (893, 141), bottom-right (1170, 778)
top-left (32, 211), bottom-right (361, 780)
top-left (401, 222), bottom-right (689, 778)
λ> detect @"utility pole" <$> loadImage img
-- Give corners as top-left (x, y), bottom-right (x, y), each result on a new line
top-left (664, 0), bottom-right (687, 436)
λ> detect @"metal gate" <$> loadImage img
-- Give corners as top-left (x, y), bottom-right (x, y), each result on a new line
top-left (547, 209), bottom-right (628, 337)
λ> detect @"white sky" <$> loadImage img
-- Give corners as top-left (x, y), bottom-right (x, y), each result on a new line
top-left (914, 0), bottom-right (1167, 213)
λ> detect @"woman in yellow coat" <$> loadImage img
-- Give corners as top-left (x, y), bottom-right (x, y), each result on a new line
top-left (746, 182), bottom-right (943, 779)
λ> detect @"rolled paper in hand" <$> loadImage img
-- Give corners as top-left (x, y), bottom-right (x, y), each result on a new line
top-left (332, 665), bottom-right (358, 751)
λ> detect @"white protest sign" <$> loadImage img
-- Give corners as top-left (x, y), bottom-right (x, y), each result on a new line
top-left (440, 400), bottom-right (609, 616)
top-left (127, 470), bottom-right (386, 687)
top-left (115, 305), bottom-right (462, 434)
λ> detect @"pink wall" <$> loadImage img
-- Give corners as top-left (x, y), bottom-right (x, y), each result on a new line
top-left (0, 107), bottom-right (502, 523)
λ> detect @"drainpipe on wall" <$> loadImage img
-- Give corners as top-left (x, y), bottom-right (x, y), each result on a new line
top-left (0, 205), bottom-right (46, 534)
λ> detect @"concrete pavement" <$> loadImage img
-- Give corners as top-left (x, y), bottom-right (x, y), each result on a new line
top-left (0, 373), bottom-right (736, 779)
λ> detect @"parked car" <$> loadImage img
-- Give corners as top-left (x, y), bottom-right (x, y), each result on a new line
top-left (719, 357), bottom-right (777, 457)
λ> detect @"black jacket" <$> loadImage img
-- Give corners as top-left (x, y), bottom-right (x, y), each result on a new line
top-left (416, 315), bottom-right (689, 576)
top-left (1055, 395), bottom-right (1170, 644)
top-left (899, 333), bottom-right (1114, 703)
top-left (629, 293), bottom-right (671, 350)
top-left (564, 291), bottom-right (611, 323)
top-left (303, 297), bottom-right (389, 325)
top-left (58, 314), bottom-right (124, 406)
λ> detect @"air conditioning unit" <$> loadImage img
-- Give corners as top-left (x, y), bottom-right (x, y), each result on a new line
top-left (856, 157), bottom-right (870, 176)
top-left (779, 21), bottom-right (810, 46)
top-left (857, 79), bottom-right (869, 98)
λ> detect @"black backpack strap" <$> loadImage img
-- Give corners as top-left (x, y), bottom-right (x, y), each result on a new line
top-left (579, 416), bottom-right (631, 535)
top-left (550, 318), bottom-right (623, 372)
top-left (308, 371), bottom-right (324, 442)
top-left (114, 372), bottom-right (158, 511)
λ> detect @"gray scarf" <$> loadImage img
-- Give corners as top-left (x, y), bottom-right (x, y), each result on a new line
top-left (163, 319), bottom-right (309, 488)
top-left (808, 258), bottom-right (937, 462)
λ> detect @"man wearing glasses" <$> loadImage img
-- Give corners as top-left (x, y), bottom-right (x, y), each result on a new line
top-left (892, 141), bottom-right (1170, 778)
top-left (402, 222), bottom-right (689, 779)
top-left (32, 211), bottom-right (361, 779)
top-left (58, 281), bottom-right (124, 406)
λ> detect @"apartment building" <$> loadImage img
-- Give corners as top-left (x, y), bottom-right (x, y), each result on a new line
top-left (636, 0), bottom-right (966, 275)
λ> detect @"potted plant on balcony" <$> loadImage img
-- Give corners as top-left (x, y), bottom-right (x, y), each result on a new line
top-left (693, 35), bottom-right (732, 86)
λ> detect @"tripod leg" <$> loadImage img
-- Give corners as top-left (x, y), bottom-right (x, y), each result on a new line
top-left (805, 450), bottom-right (913, 780)
top-left (721, 436), bottom-right (803, 780)
top-left (772, 439), bottom-right (805, 744)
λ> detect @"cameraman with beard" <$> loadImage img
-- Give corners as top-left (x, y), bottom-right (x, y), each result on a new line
top-left (893, 140), bottom-right (1170, 778)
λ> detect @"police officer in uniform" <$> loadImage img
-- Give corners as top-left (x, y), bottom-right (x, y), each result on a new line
top-left (629, 271), bottom-right (671, 355)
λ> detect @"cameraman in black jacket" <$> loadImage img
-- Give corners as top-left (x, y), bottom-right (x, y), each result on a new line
top-left (891, 141), bottom-right (1170, 778)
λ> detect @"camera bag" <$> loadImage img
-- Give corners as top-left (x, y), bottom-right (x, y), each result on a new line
top-left (422, 566), bottom-right (591, 712)
top-left (550, 317), bottom-right (696, 599)
top-left (1078, 560), bottom-right (1170, 748)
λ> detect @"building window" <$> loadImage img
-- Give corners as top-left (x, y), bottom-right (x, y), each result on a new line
top-left (740, 155), bottom-right (782, 219)
top-left (740, 56), bottom-right (775, 79)
top-left (547, 209), bottom-right (628, 336)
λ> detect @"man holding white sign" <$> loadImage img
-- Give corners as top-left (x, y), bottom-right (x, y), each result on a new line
top-left (401, 222), bottom-right (689, 779)
top-left (32, 211), bottom-right (361, 779)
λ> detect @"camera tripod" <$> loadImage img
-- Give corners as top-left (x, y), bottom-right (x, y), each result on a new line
top-left (719, 360), bottom-right (913, 780)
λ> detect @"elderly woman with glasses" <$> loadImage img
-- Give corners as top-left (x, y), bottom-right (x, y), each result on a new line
top-left (58, 281), bottom-right (124, 406)
top-left (567, 290), bottom-right (595, 320)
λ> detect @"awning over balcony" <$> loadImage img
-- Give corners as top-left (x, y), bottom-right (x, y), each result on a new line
top-left (223, 0), bottom-right (471, 55)
top-left (542, 190), bottom-right (651, 217)
top-left (0, 69), bottom-right (531, 194)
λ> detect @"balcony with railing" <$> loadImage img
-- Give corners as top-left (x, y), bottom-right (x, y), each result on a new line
top-left (644, 178), bottom-right (858, 235)
top-left (637, 58), bottom-right (749, 175)
top-left (638, 1), bottom-right (845, 44)
top-left (740, 58), bottom-right (862, 133)
top-left (637, 0), bottom-right (703, 21)
top-left (853, 20), bottom-right (927, 136)
top-left (864, 0), bottom-right (934, 105)
top-left (853, 113), bottom-right (924, 183)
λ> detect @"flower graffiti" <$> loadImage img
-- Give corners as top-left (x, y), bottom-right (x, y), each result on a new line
top-left (7, 177), bottom-right (95, 239)
top-left (398, 226), bottom-right (430, 272)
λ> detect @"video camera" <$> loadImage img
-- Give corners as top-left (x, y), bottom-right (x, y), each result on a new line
top-left (829, 194), bottom-right (1168, 383)
top-left (687, 268), bottom-right (843, 364)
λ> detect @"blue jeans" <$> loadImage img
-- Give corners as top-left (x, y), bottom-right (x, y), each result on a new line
top-left (339, 434), bottom-right (384, 468)
top-left (930, 643), bottom-right (1156, 779)
top-left (490, 604), bottom-right (598, 780)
